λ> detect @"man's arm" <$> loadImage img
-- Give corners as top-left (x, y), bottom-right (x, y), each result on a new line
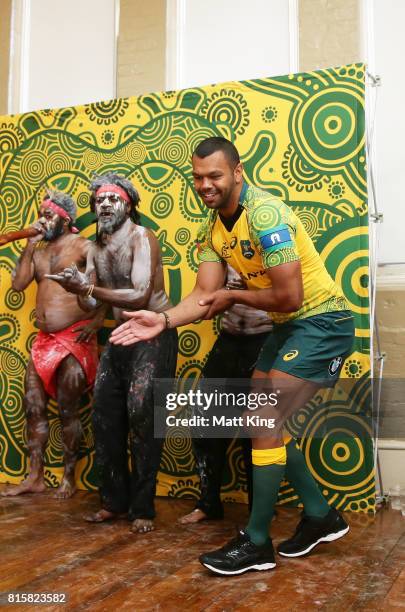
top-left (199, 261), bottom-right (304, 319)
top-left (47, 230), bottom-right (160, 311)
top-left (70, 242), bottom-right (109, 341)
top-left (163, 261), bottom-right (227, 327)
top-left (76, 245), bottom-right (98, 311)
top-left (11, 224), bottom-right (44, 291)
top-left (109, 261), bottom-right (226, 345)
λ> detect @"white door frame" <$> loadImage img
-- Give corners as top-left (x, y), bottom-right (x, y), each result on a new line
top-left (165, 0), bottom-right (299, 91)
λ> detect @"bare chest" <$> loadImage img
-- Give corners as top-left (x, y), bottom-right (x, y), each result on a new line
top-left (94, 243), bottom-right (134, 288)
top-left (35, 242), bottom-right (86, 279)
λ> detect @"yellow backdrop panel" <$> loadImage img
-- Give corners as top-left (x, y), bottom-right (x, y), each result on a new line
top-left (0, 63), bottom-right (373, 512)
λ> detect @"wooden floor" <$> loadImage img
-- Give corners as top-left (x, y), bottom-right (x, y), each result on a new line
top-left (0, 485), bottom-right (404, 611)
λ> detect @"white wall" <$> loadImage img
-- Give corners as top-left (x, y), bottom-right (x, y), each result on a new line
top-left (369, 0), bottom-right (405, 264)
top-left (362, 1), bottom-right (405, 490)
top-left (168, 0), bottom-right (294, 90)
top-left (19, 0), bottom-right (116, 112)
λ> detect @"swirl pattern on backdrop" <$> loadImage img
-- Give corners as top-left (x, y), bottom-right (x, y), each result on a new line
top-left (0, 63), bottom-right (372, 511)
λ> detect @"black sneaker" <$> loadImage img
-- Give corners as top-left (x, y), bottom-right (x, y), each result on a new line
top-left (199, 530), bottom-right (276, 576)
top-left (277, 508), bottom-right (349, 557)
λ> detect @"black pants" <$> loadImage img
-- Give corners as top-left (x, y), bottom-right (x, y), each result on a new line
top-left (193, 331), bottom-right (270, 518)
top-left (93, 328), bottom-right (178, 520)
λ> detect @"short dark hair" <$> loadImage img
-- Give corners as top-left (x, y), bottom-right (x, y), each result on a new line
top-left (89, 172), bottom-right (141, 225)
top-left (193, 137), bottom-right (240, 167)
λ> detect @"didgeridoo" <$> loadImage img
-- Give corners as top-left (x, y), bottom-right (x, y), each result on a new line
top-left (0, 227), bottom-right (41, 246)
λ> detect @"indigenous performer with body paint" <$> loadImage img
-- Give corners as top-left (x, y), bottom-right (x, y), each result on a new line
top-left (179, 264), bottom-right (272, 525)
top-left (1, 191), bottom-right (101, 500)
top-left (48, 173), bottom-right (178, 533)
top-left (109, 137), bottom-right (355, 573)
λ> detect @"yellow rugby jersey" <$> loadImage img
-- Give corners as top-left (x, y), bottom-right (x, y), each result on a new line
top-left (197, 184), bottom-right (348, 324)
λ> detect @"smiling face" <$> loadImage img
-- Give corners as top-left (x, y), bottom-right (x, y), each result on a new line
top-left (38, 205), bottom-right (65, 241)
top-left (94, 191), bottom-right (129, 234)
top-left (192, 150), bottom-right (243, 215)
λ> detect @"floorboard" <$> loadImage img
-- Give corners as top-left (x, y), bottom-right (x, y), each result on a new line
top-left (0, 485), bottom-right (403, 612)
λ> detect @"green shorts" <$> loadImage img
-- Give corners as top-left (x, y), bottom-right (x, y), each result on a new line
top-left (255, 310), bottom-right (355, 385)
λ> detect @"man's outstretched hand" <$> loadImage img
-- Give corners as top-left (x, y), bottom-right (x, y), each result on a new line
top-left (110, 288), bottom-right (233, 346)
top-left (110, 310), bottom-right (165, 345)
top-left (45, 264), bottom-right (89, 295)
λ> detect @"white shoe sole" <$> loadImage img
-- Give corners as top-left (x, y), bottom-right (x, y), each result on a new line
top-left (201, 561), bottom-right (276, 575)
top-left (278, 525), bottom-right (349, 558)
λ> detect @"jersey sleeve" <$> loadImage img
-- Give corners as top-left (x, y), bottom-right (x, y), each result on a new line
top-left (248, 199), bottom-right (300, 269)
top-left (196, 216), bottom-right (223, 264)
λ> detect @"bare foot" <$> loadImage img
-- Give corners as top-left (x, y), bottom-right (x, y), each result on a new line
top-left (178, 508), bottom-right (209, 525)
top-left (54, 478), bottom-right (76, 500)
top-left (130, 518), bottom-right (155, 533)
top-left (0, 477), bottom-right (46, 497)
top-left (83, 509), bottom-right (127, 523)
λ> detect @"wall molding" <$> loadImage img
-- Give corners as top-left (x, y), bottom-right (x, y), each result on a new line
top-left (288, 0), bottom-right (299, 72)
top-left (165, 0), bottom-right (185, 91)
top-left (378, 440), bottom-right (405, 450)
top-left (19, 0), bottom-right (31, 113)
top-left (166, 0), bottom-right (296, 90)
top-left (113, 0), bottom-right (120, 98)
top-left (377, 264), bottom-right (405, 289)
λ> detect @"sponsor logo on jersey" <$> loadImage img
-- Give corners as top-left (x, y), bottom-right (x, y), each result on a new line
top-left (283, 349), bottom-right (299, 361)
top-left (328, 356), bottom-right (343, 376)
top-left (240, 270), bottom-right (266, 281)
top-left (240, 240), bottom-right (255, 259)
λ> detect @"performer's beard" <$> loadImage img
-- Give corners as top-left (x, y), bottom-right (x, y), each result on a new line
top-left (44, 217), bottom-right (65, 241)
top-left (97, 202), bottom-right (127, 235)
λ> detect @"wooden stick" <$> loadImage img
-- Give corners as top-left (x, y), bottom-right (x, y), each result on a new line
top-left (0, 227), bottom-right (41, 246)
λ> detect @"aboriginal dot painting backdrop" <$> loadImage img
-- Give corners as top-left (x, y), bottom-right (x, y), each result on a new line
top-left (0, 63), bottom-right (374, 512)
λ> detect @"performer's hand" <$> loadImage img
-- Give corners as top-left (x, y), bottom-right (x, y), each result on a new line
top-left (74, 319), bottom-right (98, 343)
top-left (28, 221), bottom-right (46, 244)
top-left (45, 264), bottom-right (89, 295)
top-left (109, 310), bottom-right (165, 345)
top-left (199, 289), bottom-right (235, 319)
top-left (225, 277), bottom-right (247, 291)
top-left (75, 305), bottom-right (107, 342)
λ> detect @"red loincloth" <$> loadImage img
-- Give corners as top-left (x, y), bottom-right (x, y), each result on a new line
top-left (31, 320), bottom-right (99, 399)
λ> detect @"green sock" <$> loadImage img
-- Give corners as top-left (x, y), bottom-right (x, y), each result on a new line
top-left (246, 463), bottom-right (285, 545)
top-left (285, 439), bottom-right (330, 518)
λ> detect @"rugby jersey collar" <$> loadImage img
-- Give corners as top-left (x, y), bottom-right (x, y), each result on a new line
top-left (218, 181), bottom-right (249, 232)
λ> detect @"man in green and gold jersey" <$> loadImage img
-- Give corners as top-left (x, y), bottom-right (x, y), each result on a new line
top-left (109, 137), bottom-right (354, 576)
